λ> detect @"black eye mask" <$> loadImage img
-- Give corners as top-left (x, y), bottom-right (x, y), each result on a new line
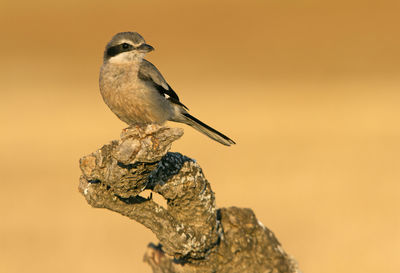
top-left (106, 43), bottom-right (134, 57)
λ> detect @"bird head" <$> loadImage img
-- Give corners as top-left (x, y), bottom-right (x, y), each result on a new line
top-left (103, 32), bottom-right (154, 63)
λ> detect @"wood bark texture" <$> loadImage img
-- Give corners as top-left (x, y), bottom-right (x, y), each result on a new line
top-left (79, 125), bottom-right (301, 273)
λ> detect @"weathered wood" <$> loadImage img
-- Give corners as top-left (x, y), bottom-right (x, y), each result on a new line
top-left (79, 125), bottom-right (300, 273)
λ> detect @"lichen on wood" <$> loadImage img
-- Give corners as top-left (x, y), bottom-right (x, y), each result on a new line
top-left (79, 125), bottom-right (301, 273)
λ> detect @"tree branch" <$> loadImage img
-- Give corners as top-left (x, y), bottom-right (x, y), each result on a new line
top-left (79, 125), bottom-right (301, 273)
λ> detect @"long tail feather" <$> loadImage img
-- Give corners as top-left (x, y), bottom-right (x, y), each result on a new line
top-left (181, 113), bottom-right (236, 146)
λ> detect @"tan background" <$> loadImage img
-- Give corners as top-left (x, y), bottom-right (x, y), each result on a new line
top-left (1, 0), bottom-right (399, 272)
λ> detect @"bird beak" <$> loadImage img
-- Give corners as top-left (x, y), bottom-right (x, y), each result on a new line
top-left (137, 43), bottom-right (154, 53)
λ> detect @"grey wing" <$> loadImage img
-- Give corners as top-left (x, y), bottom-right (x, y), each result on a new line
top-left (138, 59), bottom-right (188, 110)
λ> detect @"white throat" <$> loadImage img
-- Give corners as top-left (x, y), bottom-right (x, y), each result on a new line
top-left (109, 52), bottom-right (145, 64)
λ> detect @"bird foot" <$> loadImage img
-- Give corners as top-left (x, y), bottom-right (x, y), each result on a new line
top-left (151, 135), bottom-right (160, 150)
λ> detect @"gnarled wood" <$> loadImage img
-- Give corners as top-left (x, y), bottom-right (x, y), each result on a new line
top-left (79, 125), bottom-right (300, 273)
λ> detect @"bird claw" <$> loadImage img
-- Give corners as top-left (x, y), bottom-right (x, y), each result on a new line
top-left (151, 135), bottom-right (160, 150)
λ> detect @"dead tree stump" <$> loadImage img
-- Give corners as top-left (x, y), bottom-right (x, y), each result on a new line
top-left (78, 125), bottom-right (300, 273)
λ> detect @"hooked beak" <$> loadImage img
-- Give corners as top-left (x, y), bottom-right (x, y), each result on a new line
top-left (137, 43), bottom-right (154, 53)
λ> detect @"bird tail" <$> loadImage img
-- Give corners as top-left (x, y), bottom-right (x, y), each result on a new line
top-left (180, 113), bottom-right (236, 146)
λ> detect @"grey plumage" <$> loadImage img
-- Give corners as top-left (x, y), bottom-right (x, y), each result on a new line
top-left (99, 32), bottom-right (235, 146)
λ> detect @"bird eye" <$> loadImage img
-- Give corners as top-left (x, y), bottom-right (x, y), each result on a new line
top-left (122, 43), bottom-right (130, 49)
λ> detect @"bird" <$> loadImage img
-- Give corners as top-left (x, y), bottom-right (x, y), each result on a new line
top-left (99, 32), bottom-right (235, 146)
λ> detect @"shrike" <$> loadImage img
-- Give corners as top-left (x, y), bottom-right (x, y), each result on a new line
top-left (99, 32), bottom-right (235, 146)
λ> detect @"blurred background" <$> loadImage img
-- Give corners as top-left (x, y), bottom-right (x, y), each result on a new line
top-left (0, 0), bottom-right (399, 272)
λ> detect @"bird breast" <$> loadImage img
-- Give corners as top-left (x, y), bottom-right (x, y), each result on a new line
top-left (99, 62), bottom-right (174, 125)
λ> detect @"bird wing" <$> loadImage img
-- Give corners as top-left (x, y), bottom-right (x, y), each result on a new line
top-left (138, 59), bottom-right (188, 110)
